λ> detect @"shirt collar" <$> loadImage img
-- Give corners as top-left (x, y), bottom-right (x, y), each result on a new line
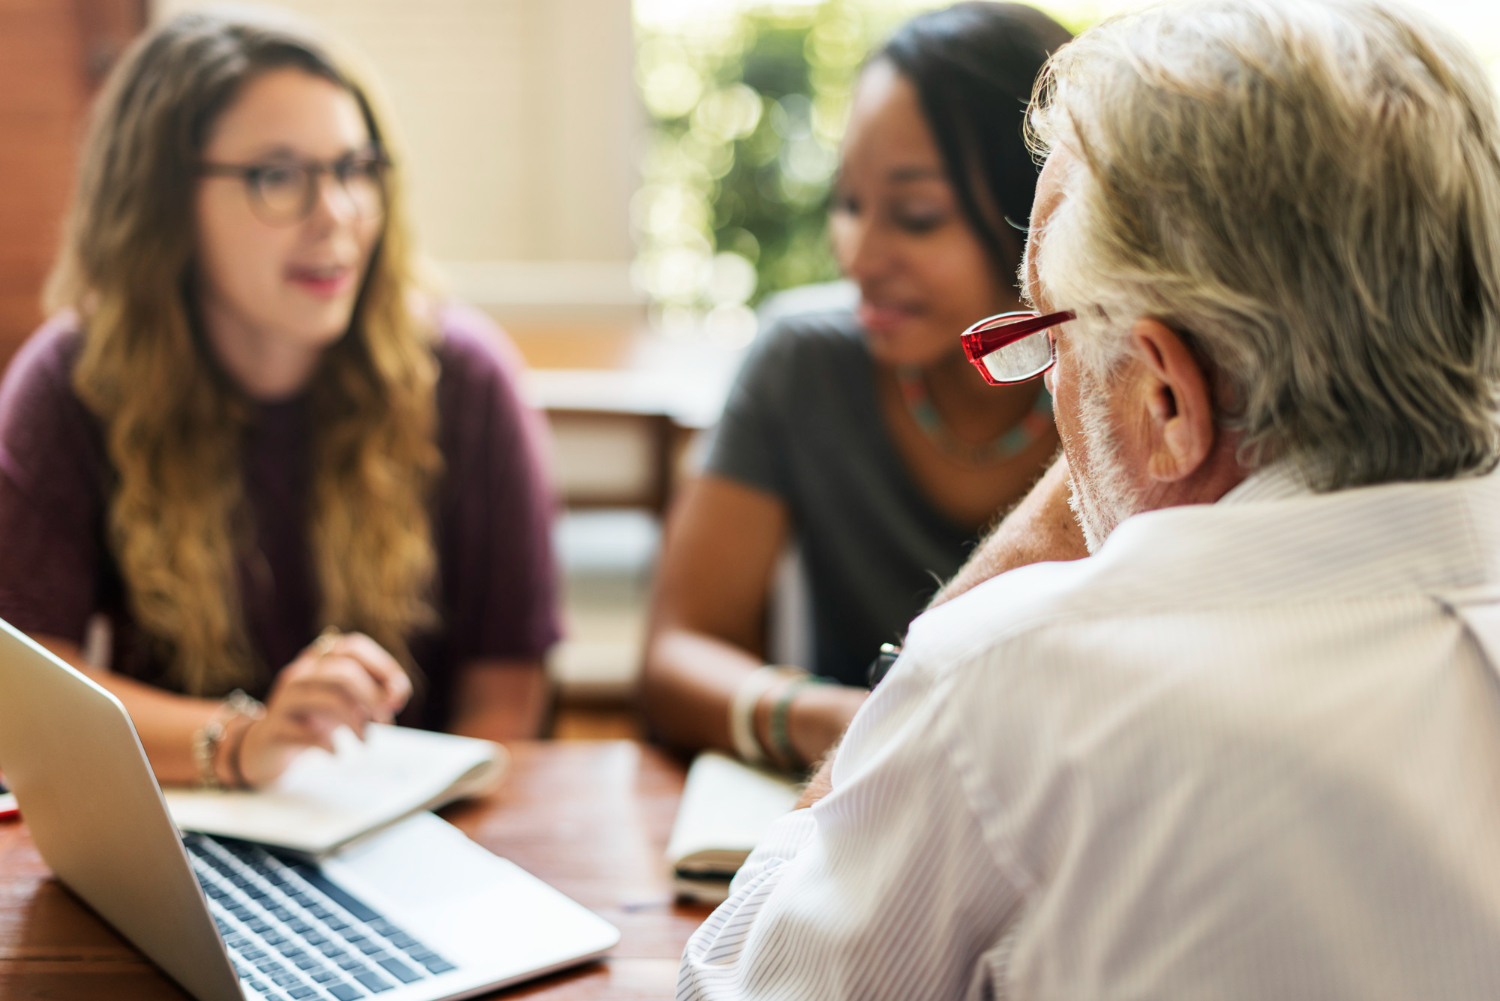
top-left (1090, 469), bottom-right (1500, 608)
top-left (908, 468), bottom-right (1500, 674)
top-left (1218, 464), bottom-right (1311, 506)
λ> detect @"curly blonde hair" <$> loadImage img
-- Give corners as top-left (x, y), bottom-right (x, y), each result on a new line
top-left (45, 8), bottom-right (442, 696)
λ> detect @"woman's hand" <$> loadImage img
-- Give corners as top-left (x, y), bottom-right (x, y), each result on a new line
top-left (232, 631), bottom-right (412, 788)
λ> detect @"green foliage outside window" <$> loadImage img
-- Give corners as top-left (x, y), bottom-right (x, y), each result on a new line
top-left (632, 2), bottom-right (924, 342)
top-left (632, 0), bottom-right (1091, 342)
top-left (632, 0), bottom-right (1494, 343)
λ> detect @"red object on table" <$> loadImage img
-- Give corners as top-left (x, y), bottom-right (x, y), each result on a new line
top-left (0, 770), bottom-right (17, 821)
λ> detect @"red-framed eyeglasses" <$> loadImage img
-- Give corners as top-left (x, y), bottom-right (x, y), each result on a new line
top-left (960, 310), bottom-right (1076, 386)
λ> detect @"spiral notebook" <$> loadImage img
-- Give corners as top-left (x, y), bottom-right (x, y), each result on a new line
top-left (163, 724), bottom-right (506, 858)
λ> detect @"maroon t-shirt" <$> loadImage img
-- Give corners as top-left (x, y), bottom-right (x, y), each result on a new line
top-left (0, 304), bottom-right (561, 730)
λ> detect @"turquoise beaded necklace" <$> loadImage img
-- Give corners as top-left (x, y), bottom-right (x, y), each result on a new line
top-left (896, 366), bottom-right (1054, 466)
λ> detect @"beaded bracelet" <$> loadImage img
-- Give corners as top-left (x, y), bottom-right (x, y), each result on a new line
top-left (190, 690), bottom-right (265, 790)
top-left (729, 666), bottom-right (803, 764)
top-left (768, 675), bottom-right (827, 770)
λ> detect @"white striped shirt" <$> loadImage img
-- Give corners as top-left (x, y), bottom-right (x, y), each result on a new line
top-left (678, 469), bottom-right (1500, 1000)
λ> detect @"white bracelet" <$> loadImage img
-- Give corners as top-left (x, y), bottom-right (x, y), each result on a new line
top-left (729, 666), bottom-right (804, 764)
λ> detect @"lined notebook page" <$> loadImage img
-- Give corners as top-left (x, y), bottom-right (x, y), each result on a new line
top-left (666, 752), bottom-right (801, 877)
top-left (163, 725), bottom-right (506, 857)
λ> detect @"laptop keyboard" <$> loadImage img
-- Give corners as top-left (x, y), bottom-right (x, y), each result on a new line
top-left (184, 833), bottom-right (459, 1000)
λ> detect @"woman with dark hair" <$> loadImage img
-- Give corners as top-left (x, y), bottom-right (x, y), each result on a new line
top-left (643, 3), bottom-right (1075, 769)
top-left (0, 9), bottom-right (559, 788)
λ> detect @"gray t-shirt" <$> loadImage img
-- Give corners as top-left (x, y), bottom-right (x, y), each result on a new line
top-left (705, 309), bottom-right (978, 687)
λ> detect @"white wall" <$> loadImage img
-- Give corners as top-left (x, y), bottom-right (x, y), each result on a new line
top-left (154, 0), bottom-right (643, 319)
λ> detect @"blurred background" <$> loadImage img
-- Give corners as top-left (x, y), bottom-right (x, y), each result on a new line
top-left (4, 0), bottom-right (1500, 734)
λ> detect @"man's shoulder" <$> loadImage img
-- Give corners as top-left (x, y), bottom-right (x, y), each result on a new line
top-left (901, 471), bottom-right (1500, 705)
top-left (901, 555), bottom-right (1123, 678)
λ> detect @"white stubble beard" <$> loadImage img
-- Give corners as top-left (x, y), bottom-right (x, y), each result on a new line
top-left (1066, 367), bottom-right (1143, 554)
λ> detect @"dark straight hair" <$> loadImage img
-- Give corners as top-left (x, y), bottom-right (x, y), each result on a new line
top-left (877, 2), bottom-right (1072, 277)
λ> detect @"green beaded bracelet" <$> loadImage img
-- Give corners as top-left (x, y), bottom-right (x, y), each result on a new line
top-left (768, 674), bottom-right (827, 770)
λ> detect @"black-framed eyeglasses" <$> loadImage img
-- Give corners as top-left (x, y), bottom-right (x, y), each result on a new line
top-left (198, 151), bottom-right (390, 226)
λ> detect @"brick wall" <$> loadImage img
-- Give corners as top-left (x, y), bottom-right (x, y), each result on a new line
top-left (0, 0), bottom-right (143, 371)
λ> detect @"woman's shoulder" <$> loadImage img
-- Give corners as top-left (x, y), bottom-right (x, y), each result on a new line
top-left (427, 301), bottom-right (538, 424)
top-left (3, 315), bottom-right (86, 388)
top-left (0, 316), bottom-right (91, 423)
top-left (430, 301), bottom-right (526, 385)
top-left (0, 315), bottom-right (105, 496)
top-left (426, 302), bottom-right (542, 457)
top-left (755, 304), bottom-right (866, 364)
top-left (730, 304), bottom-right (869, 412)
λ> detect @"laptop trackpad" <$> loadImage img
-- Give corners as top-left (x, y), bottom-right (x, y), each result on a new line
top-left (327, 812), bottom-right (507, 909)
top-left (318, 811), bottom-right (620, 970)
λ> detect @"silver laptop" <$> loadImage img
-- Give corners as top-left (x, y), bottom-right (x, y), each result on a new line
top-left (0, 616), bottom-right (619, 1001)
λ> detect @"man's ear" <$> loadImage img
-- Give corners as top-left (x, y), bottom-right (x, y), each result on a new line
top-left (1129, 318), bottom-right (1216, 483)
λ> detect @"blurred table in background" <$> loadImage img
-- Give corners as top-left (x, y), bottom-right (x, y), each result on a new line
top-left (519, 334), bottom-right (745, 720)
top-left (528, 370), bottom-right (707, 518)
top-left (0, 740), bottom-right (712, 1000)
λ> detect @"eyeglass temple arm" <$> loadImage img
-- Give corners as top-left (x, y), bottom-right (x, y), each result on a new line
top-left (962, 310), bottom-right (1077, 355)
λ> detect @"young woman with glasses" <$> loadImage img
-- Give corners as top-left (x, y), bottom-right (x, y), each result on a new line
top-left (0, 9), bottom-right (559, 789)
top-left (642, 3), bottom-right (1083, 771)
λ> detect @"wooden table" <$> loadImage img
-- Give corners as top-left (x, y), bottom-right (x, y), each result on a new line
top-left (0, 741), bottom-right (714, 1000)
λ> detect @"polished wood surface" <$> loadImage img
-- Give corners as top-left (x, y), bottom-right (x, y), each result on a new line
top-left (553, 700), bottom-right (646, 742)
top-left (0, 740), bottom-right (712, 1000)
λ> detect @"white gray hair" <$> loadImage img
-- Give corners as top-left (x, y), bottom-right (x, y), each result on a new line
top-left (1030, 0), bottom-right (1500, 489)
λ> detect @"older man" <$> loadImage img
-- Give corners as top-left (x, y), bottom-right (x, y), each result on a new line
top-left (677, 1), bottom-right (1500, 998)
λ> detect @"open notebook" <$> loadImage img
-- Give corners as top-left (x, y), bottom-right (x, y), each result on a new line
top-left (665, 752), bottom-right (802, 904)
top-left (163, 724), bottom-right (505, 859)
